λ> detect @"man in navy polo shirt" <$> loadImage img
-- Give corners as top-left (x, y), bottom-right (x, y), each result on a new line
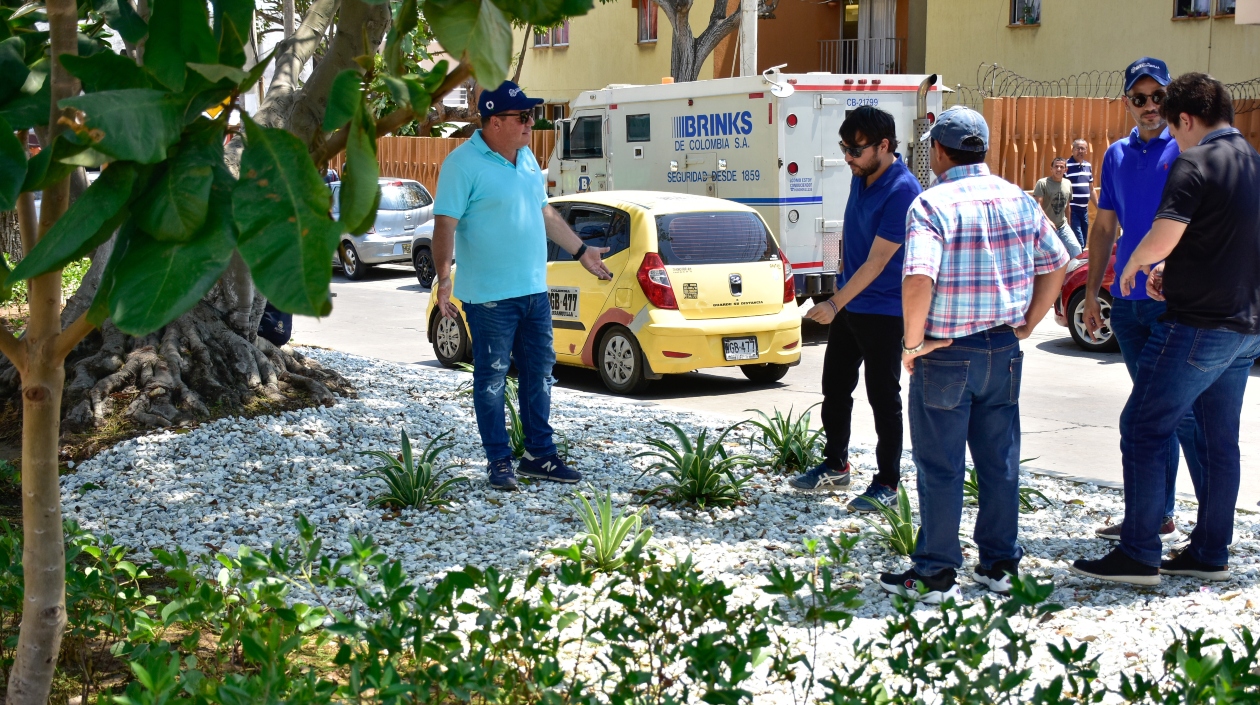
top-left (790, 106), bottom-right (921, 513)
top-left (1083, 57), bottom-right (1201, 541)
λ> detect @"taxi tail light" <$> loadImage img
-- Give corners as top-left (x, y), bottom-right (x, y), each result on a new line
top-left (781, 250), bottom-right (795, 303)
top-left (637, 252), bottom-right (678, 310)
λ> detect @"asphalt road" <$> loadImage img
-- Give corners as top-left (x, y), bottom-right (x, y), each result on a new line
top-left (295, 264), bottom-right (1260, 512)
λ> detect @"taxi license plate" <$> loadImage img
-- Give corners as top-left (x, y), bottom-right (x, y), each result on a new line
top-left (548, 286), bottom-right (580, 319)
top-left (723, 336), bottom-right (758, 361)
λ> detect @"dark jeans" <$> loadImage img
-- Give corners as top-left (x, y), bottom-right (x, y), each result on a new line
top-left (1069, 207), bottom-right (1088, 248)
top-left (820, 310), bottom-right (904, 487)
top-left (462, 293), bottom-right (558, 463)
top-left (1110, 298), bottom-right (1202, 518)
top-left (909, 327), bottom-right (1023, 576)
top-left (1119, 321), bottom-right (1260, 567)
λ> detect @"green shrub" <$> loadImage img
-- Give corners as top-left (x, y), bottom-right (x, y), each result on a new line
top-left (552, 488), bottom-right (652, 572)
top-left (636, 421), bottom-right (756, 508)
top-left (740, 405), bottom-right (825, 472)
top-left (357, 429), bottom-right (467, 510)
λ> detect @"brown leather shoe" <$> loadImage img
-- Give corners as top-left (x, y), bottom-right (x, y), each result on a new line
top-left (1094, 517), bottom-right (1177, 542)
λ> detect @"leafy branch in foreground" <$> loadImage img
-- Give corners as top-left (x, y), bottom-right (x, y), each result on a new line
top-left (551, 488), bottom-right (653, 572)
top-left (357, 429), bottom-right (467, 510)
top-left (636, 421), bottom-right (756, 508)
top-left (740, 405), bottom-right (825, 473)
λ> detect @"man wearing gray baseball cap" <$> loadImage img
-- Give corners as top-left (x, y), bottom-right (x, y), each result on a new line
top-left (879, 106), bottom-right (1070, 603)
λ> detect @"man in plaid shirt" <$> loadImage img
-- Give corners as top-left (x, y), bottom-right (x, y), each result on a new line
top-left (879, 107), bottom-right (1069, 604)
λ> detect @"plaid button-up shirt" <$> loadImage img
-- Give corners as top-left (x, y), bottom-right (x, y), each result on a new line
top-left (904, 163), bottom-right (1069, 339)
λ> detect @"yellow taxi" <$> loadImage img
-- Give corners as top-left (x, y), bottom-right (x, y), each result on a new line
top-left (425, 191), bottom-right (802, 394)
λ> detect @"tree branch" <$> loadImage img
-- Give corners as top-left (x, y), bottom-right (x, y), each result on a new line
top-left (255, 0), bottom-right (342, 128)
top-left (312, 61), bottom-right (472, 165)
top-left (53, 311), bottom-right (94, 362)
top-left (0, 325), bottom-right (25, 378)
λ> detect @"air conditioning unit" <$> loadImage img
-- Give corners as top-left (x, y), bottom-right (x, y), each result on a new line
top-left (1238, 0), bottom-right (1260, 23)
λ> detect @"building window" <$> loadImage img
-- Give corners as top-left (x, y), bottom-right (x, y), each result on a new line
top-left (534, 27), bottom-right (551, 47)
top-left (638, 1), bottom-right (658, 42)
top-left (1216, 0), bottom-right (1236, 14)
top-left (550, 104), bottom-right (567, 121)
top-left (1174, 0), bottom-right (1210, 17)
top-left (1009, 0), bottom-right (1040, 25)
top-left (551, 21), bottom-right (570, 47)
top-left (442, 87), bottom-right (468, 108)
top-left (627, 114), bottom-right (651, 142)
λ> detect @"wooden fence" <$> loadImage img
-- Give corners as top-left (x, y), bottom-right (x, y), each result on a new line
top-left (982, 96), bottom-right (1260, 192)
top-left (330, 131), bottom-right (556, 196)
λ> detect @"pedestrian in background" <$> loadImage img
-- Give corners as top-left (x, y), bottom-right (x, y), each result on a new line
top-left (432, 80), bottom-right (613, 491)
top-left (1065, 139), bottom-right (1095, 248)
top-left (880, 107), bottom-right (1068, 603)
top-left (1033, 157), bottom-right (1083, 257)
top-left (791, 106), bottom-right (921, 513)
top-left (1084, 56), bottom-right (1201, 543)
top-left (1072, 73), bottom-right (1260, 586)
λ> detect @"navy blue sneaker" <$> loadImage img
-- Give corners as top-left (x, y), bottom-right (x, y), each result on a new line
top-left (518, 452), bottom-right (581, 483)
top-left (848, 481), bottom-right (898, 513)
top-left (788, 462), bottom-right (851, 491)
top-left (488, 458), bottom-right (518, 491)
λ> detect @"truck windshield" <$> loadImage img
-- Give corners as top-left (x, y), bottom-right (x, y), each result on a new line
top-left (564, 116), bottom-right (604, 159)
top-left (654, 212), bottom-right (777, 265)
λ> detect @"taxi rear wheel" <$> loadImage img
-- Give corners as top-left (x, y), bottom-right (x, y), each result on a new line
top-left (740, 363), bottom-right (790, 384)
top-left (598, 326), bottom-right (651, 395)
top-left (432, 311), bottom-right (471, 367)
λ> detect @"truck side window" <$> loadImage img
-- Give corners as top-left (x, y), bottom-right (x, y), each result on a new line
top-left (626, 114), bottom-right (650, 142)
top-left (564, 116), bottom-right (604, 159)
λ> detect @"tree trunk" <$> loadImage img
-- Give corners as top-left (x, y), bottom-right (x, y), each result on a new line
top-left (654, 0), bottom-right (740, 82)
top-left (511, 26), bottom-right (531, 84)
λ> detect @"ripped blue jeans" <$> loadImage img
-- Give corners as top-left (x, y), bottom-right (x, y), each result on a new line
top-left (461, 292), bottom-right (558, 463)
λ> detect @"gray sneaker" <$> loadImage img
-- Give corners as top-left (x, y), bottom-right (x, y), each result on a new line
top-left (789, 462), bottom-right (851, 490)
top-left (847, 482), bottom-right (898, 513)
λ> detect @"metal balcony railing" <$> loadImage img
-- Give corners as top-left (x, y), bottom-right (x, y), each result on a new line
top-left (818, 37), bottom-right (906, 74)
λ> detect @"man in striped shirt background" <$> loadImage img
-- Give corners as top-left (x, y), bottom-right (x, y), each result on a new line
top-left (1065, 139), bottom-right (1095, 248)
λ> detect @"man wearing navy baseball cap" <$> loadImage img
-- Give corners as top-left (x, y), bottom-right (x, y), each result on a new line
top-left (1079, 56), bottom-right (1203, 548)
top-left (431, 80), bottom-right (613, 492)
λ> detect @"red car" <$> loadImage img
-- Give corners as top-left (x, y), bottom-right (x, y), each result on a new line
top-left (1053, 250), bottom-right (1120, 352)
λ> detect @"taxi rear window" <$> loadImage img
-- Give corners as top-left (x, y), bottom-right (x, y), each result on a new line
top-left (654, 212), bottom-right (777, 265)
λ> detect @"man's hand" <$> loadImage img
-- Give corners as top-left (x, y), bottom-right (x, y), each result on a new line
top-left (1119, 258), bottom-right (1152, 297)
top-left (803, 299), bottom-right (839, 325)
top-left (579, 246), bottom-right (613, 280)
top-left (436, 277), bottom-right (459, 319)
top-left (1082, 295), bottom-right (1106, 341)
top-left (902, 339), bottom-right (953, 374)
top-left (1145, 262), bottom-right (1166, 301)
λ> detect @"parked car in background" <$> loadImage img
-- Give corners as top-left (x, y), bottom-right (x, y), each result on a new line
top-left (330, 178), bottom-right (434, 280)
top-left (1053, 249), bottom-right (1119, 353)
top-left (426, 191), bottom-right (802, 394)
top-left (410, 220), bottom-right (436, 288)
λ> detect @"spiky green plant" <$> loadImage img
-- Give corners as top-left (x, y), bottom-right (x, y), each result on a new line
top-left (858, 483), bottom-right (919, 556)
top-left (553, 489), bottom-right (653, 572)
top-left (357, 430), bottom-right (467, 510)
top-left (636, 422), bottom-right (756, 508)
top-left (962, 459), bottom-right (1053, 513)
top-left (741, 405), bottom-right (825, 472)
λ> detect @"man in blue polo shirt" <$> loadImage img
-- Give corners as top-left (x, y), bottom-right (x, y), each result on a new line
top-left (432, 81), bottom-right (612, 491)
top-left (790, 106), bottom-right (921, 513)
top-left (1083, 57), bottom-right (1201, 540)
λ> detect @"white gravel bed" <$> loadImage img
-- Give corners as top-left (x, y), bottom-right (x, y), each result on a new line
top-left (61, 347), bottom-right (1260, 699)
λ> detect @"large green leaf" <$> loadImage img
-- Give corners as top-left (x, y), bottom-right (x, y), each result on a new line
top-left (383, 0), bottom-right (417, 76)
top-left (238, 48), bottom-right (275, 93)
top-left (211, 0), bottom-right (253, 66)
top-left (144, 0), bottom-right (216, 92)
top-left (9, 162), bottom-right (138, 282)
top-left (0, 115), bottom-right (24, 211)
top-left (340, 101), bottom-right (379, 236)
top-left (0, 252), bottom-right (11, 303)
top-left (109, 167), bottom-right (236, 334)
top-left (186, 62), bottom-right (248, 85)
top-left (61, 89), bottom-right (185, 164)
top-left (132, 121), bottom-right (223, 241)
top-left (323, 69), bottom-right (361, 132)
top-left (0, 58), bottom-right (47, 129)
top-left (232, 115), bottom-right (340, 317)
top-left (0, 36), bottom-right (29, 104)
top-left (93, 0), bottom-right (148, 44)
top-left (427, 0), bottom-right (512, 91)
top-left (86, 222), bottom-right (130, 326)
top-left (20, 135), bottom-right (89, 192)
top-left (61, 51), bottom-right (155, 92)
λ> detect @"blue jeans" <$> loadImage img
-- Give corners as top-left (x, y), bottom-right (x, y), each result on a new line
top-left (1069, 207), bottom-right (1088, 248)
top-left (1053, 222), bottom-right (1083, 258)
top-left (462, 293), bottom-right (558, 463)
top-left (1110, 298), bottom-right (1202, 518)
top-left (909, 327), bottom-right (1024, 576)
top-left (1119, 321), bottom-right (1260, 567)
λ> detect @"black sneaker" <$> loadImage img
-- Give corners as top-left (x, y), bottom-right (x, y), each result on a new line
top-left (1069, 547), bottom-right (1159, 586)
top-left (517, 452), bottom-right (581, 483)
top-left (788, 462), bottom-right (851, 491)
top-left (488, 458), bottom-right (518, 491)
top-left (879, 567), bottom-right (961, 604)
top-left (972, 559), bottom-right (1019, 595)
top-left (1160, 550), bottom-right (1230, 581)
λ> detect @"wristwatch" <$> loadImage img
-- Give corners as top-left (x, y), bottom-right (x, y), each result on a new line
top-left (574, 243), bottom-right (588, 259)
top-left (901, 338), bottom-right (925, 355)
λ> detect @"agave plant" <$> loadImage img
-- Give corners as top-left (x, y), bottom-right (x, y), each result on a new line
top-left (962, 459), bottom-right (1053, 513)
top-left (357, 430), bottom-right (468, 510)
top-left (553, 489), bottom-right (653, 572)
top-left (858, 483), bottom-right (919, 556)
top-left (740, 405), bottom-right (825, 472)
top-left (636, 422), bottom-right (757, 508)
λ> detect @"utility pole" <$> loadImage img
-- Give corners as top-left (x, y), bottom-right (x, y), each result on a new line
top-left (739, 0), bottom-right (757, 76)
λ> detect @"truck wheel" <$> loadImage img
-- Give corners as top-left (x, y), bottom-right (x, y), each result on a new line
top-left (1067, 288), bottom-right (1119, 353)
top-left (598, 326), bottom-right (651, 394)
top-left (432, 311), bottom-right (471, 367)
top-left (740, 363), bottom-right (790, 384)
top-left (341, 242), bottom-right (371, 281)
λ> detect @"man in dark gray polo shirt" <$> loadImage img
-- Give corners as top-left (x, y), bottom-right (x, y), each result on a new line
top-left (1071, 72), bottom-right (1260, 587)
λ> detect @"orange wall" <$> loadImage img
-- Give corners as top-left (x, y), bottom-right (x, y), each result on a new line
top-left (713, 0), bottom-right (842, 78)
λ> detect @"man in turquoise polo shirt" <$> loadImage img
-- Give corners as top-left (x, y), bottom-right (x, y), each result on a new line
top-left (432, 81), bottom-right (612, 491)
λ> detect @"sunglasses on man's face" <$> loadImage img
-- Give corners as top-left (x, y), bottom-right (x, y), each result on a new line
top-left (496, 111), bottom-right (535, 124)
top-left (839, 141), bottom-right (876, 159)
top-left (1127, 91), bottom-right (1166, 108)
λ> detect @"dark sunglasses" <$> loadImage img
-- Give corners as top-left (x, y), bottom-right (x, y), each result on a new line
top-left (496, 111), bottom-right (535, 124)
top-left (839, 141), bottom-right (876, 159)
top-left (1127, 91), bottom-right (1166, 108)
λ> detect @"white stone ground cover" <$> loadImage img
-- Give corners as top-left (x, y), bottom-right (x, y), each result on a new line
top-left (61, 347), bottom-right (1260, 699)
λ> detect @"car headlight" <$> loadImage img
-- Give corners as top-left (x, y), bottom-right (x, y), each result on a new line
top-left (1066, 257), bottom-right (1087, 274)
